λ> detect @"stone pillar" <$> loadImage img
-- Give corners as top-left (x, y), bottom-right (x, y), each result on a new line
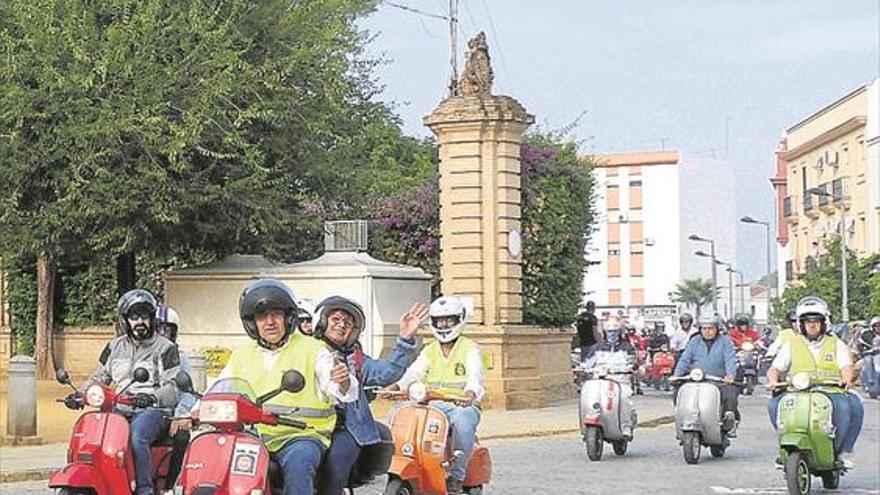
top-left (423, 33), bottom-right (572, 409)
top-left (6, 355), bottom-right (38, 440)
top-left (425, 96), bottom-right (533, 325)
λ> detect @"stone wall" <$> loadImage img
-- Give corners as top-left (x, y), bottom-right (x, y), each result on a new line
top-left (0, 326), bottom-right (115, 380)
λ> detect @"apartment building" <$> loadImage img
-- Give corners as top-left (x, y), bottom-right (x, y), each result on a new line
top-left (584, 150), bottom-right (737, 323)
top-left (772, 78), bottom-right (880, 288)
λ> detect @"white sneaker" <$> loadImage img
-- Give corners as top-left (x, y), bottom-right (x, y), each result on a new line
top-left (838, 453), bottom-right (855, 469)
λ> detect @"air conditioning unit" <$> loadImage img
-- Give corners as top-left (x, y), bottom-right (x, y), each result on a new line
top-left (645, 237), bottom-right (656, 246)
top-left (617, 213), bottom-right (629, 223)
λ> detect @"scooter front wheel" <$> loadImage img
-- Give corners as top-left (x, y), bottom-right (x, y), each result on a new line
top-left (681, 431), bottom-right (701, 465)
top-left (785, 452), bottom-right (811, 495)
top-left (55, 489), bottom-right (93, 495)
top-left (612, 439), bottom-right (628, 456)
top-left (585, 426), bottom-right (604, 461)
top-left (385, 478), bottom-right (415, 495)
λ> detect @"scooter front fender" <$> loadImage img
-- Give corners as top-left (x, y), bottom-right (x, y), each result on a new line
top-left (177, 431), bottom-right (270, 493)
top-left (388, 456), bottom-right (421, 490)
top-left (49, 463), bottom-right (109, 495)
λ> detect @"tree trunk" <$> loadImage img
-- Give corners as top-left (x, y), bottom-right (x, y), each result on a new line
top-left (35, 251), bottom-right (56, 379)
top-left (116, 251), bottom-right (136, 297)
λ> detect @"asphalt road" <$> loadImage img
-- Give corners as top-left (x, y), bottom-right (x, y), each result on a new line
top-left (3, 391), bottom-right (878, 495)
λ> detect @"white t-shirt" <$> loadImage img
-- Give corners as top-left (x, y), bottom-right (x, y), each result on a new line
top-left (771, 335), bottom-right (852, 373)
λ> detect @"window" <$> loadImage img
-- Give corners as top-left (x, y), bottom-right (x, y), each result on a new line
top-left (630, 254), bottom-right (644, 277)
top-left (630, 222), bottom-right (644, 243)
top-left (608, 253), bottom-right (620, 277)
top-left (629, 180), bottom-right (642, 186)
top-left (606, 185), bottom-right (620, 210)
top-left (608, 289), bottom-right (621, 305)
top-left (608, 223), bottom-right (620, 243)
top-left (630, 183), bottom-right (643, 209)
top-left (631, 289), bottom-right (644, 306)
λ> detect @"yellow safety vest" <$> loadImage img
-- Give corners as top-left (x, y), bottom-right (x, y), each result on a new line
top-left (227, 331), bottom-right (336, 451)
top-left (790, 334), bottom-right (844, 392)
top-left (424, 337), bottom-right (480, 397)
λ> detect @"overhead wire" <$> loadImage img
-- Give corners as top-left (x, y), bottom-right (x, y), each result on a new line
top-left (479, 0), bottom-right (513, 94)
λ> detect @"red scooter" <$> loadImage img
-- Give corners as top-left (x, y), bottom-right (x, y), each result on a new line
top-left (49, 368), bottom-right (175, 495)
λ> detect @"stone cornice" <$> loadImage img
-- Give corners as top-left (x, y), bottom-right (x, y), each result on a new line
top-left (785, 116), bottom-right (867, 161)
top-left (424, 95), bottom-right (534, 127)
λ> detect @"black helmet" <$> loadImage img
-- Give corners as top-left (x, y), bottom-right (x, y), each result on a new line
top-left (239, 279), bottom-right (299, 349)
top-left (734, 313), bottom-right (750, 327)
top-left (679, 313), bottom-right (693, 325)
top-left (786, 308), bottom-right (798, 326)
top-left (314, 296), bottom-right (366, 351)
top-left (117, 289), bottom-right (158, 341)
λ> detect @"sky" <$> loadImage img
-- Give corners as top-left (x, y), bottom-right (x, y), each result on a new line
top-left (359, 0), bottom-right (880, 282)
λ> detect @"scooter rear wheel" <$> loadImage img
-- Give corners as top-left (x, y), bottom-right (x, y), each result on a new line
top-left (710, 445), bottom-right (726, 458)
top-left (612, 440), bottom-right (628, 456)
top-left (585, 426), bottom-right (604, 461)
top-left (784, 452), bottom-right (811, 495)
top-left (385, 478), bottom-right (414, 495)
top-left (681, 431), bottom-right (701, 465)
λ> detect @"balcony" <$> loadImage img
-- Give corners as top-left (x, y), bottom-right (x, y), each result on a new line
top-left (803, 194), bottom-right (819, 219)
top-left (816, 183), bottom-right (834, 213)
top-left (784, 195), bottom-right (799, 224)
top-left (832, 176), bottom-right (850, 209)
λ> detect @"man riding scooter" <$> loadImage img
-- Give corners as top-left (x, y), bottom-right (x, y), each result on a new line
top-left (729, 313), bottom-right (760, 349)
top-left (854, 316), bottom-right (880, 398)
top-left (395, 296), bottom-right (485, 495)
top-left (766, 296), bottom-right (864, 469)
top-left (313, 296), bottom-right (427, 495)
top-left (673, 314), bottom-right (740, 437)
top-left (217, 279), bottom-right (359, 495)
top-left (64, 289), bottom-right (181, 495)
top-left (580, 319), bottom-right (637, 440)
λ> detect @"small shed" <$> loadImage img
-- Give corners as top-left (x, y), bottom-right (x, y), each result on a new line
top-left (165, 242), bottom-right (431, 366)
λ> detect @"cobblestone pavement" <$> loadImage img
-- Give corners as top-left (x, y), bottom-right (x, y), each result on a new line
top-left (3, 391), bottom-right (877, 494)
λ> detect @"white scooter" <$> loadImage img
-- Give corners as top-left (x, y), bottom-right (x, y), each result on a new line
top-left (671, 369), bottom-right (737, 464)
top-left (573, 357), bottom-right (636, 461)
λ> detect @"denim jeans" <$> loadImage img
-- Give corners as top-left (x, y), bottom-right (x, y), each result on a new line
top-left (275, 438), bottom-right (325, 495)
top-left (767, 391), bottom-right (864, 453)
top-left (431, 401), bottom-right (481, 481)
top-left (318, 429), bottom-right (360, 495)
top-left (860, 356), bottom-right (879, 395)
top-left (130, 409), bottom-right (169, 495)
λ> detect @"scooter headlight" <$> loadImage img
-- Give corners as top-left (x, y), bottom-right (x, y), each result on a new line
top-left (408, 382), bottom-right (428, 402)
top-left (689, 369), bottom-right (705, 382)
top-left (198, 399), bottom-right (238, 423)
top-left (85, 384), bottom-right (105, 407)
top-left (741, 341), bottom-right (755, 352)
top-left (791, 372), bottom-right (811, 391)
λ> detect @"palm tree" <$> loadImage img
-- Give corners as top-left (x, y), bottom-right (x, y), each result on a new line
top-left (670, 278), bottom-right (716, 318)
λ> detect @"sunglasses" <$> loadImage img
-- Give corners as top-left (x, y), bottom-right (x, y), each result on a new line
top-left (126, 310), bottom-right (152, 321)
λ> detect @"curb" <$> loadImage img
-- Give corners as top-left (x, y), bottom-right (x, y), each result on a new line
top-left (0, 416), bottom-right (677, 483)
top-left (481, 414), bottom-right (675, 441)
top-left (0, 469), bottom-right (56, 483)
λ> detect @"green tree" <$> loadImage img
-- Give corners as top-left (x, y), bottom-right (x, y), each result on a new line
top-left (671, 278), bottom-right (716, 319)
top-left (773, 239), bottom-right (880, 323)
top-left (0, 0), bottom-right (418, 370)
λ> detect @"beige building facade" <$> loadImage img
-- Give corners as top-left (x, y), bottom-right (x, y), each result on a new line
top-left (773, 78), bottom-right (880, 286)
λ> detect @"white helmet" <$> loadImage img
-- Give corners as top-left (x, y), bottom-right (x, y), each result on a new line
top-left (795, 296), bottom-right (831, 335)
top-left (156, 304), bottom-right (181, 342)
top-left (429, 296), bottom-right (468, 343)
top-left (297, 298), bottom-right (317, 321)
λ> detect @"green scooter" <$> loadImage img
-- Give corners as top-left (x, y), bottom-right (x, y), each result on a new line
top-left (773, 372), bottom-right (847, 495)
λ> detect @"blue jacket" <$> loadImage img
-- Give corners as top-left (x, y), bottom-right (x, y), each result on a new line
top-left (674, 334), bottom-right (738, 378)
top-left (340, 337), bottom-right (418, 446)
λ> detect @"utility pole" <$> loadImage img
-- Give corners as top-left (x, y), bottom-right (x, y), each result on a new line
top-left (448, 0), bottom-right (459, 96)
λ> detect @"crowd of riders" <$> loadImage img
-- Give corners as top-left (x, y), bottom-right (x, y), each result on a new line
top-left (61, 281), bottom-right (486, 495)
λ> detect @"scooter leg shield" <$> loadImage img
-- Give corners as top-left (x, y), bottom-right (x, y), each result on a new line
top-left (177, 432), bottom-right (271, 493)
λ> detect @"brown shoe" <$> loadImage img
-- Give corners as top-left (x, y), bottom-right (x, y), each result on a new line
top-left (446, 477), bottom-right (465, 495)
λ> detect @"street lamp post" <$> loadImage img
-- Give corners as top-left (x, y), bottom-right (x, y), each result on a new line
top-left (729, 268), bottom-right (745, 313)
top-left (715, 259), bottom-right (734, 319)
top-left (740, 216), bottom-right (772, 321)
top-left (806, 188), bottom-right (849, 322)
top-left (690, 234), bottom-right (718, 312)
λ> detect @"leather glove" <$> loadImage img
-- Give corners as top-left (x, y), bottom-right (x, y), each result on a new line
top-left (132, 393), bottom-right (157, 409)
top-left (64, 392), bottom-right (84, 410)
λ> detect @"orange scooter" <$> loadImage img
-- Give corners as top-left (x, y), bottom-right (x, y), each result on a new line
top-left (383, 383), bottom-right (491, 495)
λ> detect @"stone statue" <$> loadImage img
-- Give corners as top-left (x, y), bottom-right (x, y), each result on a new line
top-left (459, 31), bottom-right (494, 96)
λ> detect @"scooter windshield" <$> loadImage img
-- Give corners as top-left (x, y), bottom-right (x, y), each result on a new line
top-left (204, 378), bottom-right (257, 401)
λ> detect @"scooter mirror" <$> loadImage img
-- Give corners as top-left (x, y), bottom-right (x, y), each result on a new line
top-left (281, 370), bottom-right (306, 394)
top-left (175, 371), bottom-right (195, 393)
top-left (132, 368), bottom-right (150, 383)
top-left (55, 369), bottom-right (71, 385)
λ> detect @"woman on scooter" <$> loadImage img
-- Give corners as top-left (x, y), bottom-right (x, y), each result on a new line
top-left (854, 316), bottom-right (880, 397)
top-left (314, 296), bottom-right (428, 495)
top-left (395, 296), bottom-right (486, 495)
top-left (673, 314), bottom-right (740, 436)
top-left (766, 296), bottom-right (864, 469)
top-left (217, 279), bottom-right (359, 495)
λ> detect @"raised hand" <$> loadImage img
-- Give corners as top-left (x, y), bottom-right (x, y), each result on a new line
top-left (400, 302), bottom-right (430, 339)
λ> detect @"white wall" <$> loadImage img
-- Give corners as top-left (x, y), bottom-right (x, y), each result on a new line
top-left (583, 168), bottom-right (608, 305)
top-left (642, 163), bottom-right (681, 305)
top-left (866, 77), bottom-right (880, 255)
